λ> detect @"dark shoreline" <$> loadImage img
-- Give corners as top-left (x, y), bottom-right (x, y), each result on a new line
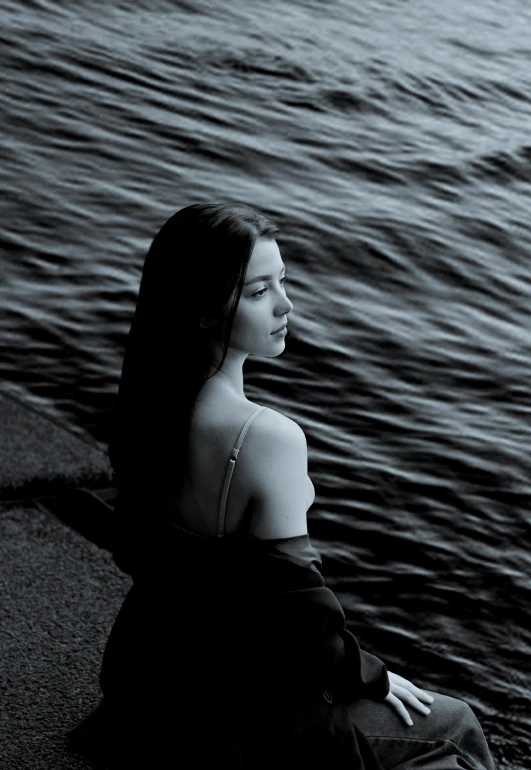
top-left (0, 389), bottom-right (114, 506)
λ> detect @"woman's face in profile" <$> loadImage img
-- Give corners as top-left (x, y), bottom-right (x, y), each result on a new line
top-left (228, 237), bottom-right (294, 358)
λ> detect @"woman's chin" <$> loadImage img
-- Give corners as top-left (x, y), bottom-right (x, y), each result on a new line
top-left (250, 344), bottom-right (286, 359)
top-left (270, 342), bottom-right (287, 357)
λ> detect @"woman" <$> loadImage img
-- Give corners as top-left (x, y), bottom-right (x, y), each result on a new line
top-left (67, 203), bottom-right (496, 769)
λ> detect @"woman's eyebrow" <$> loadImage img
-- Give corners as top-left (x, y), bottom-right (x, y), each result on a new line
top-left (244, 267), bottom-right (286, 286)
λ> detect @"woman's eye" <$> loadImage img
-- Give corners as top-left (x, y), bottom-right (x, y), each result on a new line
top-left (252, 277), bottom-right (287, 298)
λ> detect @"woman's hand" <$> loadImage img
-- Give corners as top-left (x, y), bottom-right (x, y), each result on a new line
top-left (384, 671), bottom-right (434, 726)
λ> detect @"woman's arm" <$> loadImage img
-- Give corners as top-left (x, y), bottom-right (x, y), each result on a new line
top-left (243, 410), bottom-right (433, 720)
top-left (243, 408), bottom-right (310, 540)
top-left (241, 411), bottom-right (388, 698)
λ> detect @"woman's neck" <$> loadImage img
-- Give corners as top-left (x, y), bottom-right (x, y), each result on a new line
top-left (202, 368), bottom-right (246, 401)
top-left (206, 344), bottom-right (248, 399)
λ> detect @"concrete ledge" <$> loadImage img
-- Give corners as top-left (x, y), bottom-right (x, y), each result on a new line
top-left (0, 390), bottom-right (114, 504)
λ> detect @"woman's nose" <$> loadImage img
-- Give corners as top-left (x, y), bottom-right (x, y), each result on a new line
top-left (279, 294), bottom-right (293, 315)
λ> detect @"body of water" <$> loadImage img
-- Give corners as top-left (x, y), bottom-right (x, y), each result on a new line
top-left (2, 1), bottom-right (531, 765)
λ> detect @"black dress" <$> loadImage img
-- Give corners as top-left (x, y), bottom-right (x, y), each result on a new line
top-left (67, 405), bottom-right (390, 768)
top-left (67, 511), bottom-right (390, 769)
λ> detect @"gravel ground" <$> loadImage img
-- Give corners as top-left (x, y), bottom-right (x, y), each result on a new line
top-left (1, 504), bottom-right (131, 769)
top-left (0, 390), bottom-right (122, 768)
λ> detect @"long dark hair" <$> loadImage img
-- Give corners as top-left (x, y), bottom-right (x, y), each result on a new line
top-left (108, 202), bottom-right (279, 514)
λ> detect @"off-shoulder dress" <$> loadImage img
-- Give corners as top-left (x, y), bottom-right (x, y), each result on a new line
top-left (67, 404), bottom-right (391, 769)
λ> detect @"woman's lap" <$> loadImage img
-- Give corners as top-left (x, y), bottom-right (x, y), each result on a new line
top-left (347, 690), bottom-right (496, 770)
top-left (68, 689), bottom-right (495, 770)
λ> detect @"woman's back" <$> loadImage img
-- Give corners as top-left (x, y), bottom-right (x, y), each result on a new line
top-left (171, 378), bottom-right (315, 539)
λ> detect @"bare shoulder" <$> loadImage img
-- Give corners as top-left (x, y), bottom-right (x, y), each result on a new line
top-left (251, 403), bottom-right (307, 443)
top-left (245, 404), bottom-right (308, 466)
top-left (242, 404), bottom-right (309, 539)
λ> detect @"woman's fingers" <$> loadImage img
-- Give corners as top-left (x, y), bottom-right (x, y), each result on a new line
top-left (411, 687), bottom-right (434, 705)
top-left (384, 691), bottom-right (413, 726)
top-left (410, 687), bottom-right (433, 703)
top-left (385, 672), bottom-right (435, 727)
top-left (388, 672), bottom-right (435, 705)
top-left (392, 685), bottom-right (432, 716)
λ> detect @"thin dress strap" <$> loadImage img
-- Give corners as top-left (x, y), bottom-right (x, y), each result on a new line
top-left (218, 405), bottom-right (267, 538)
